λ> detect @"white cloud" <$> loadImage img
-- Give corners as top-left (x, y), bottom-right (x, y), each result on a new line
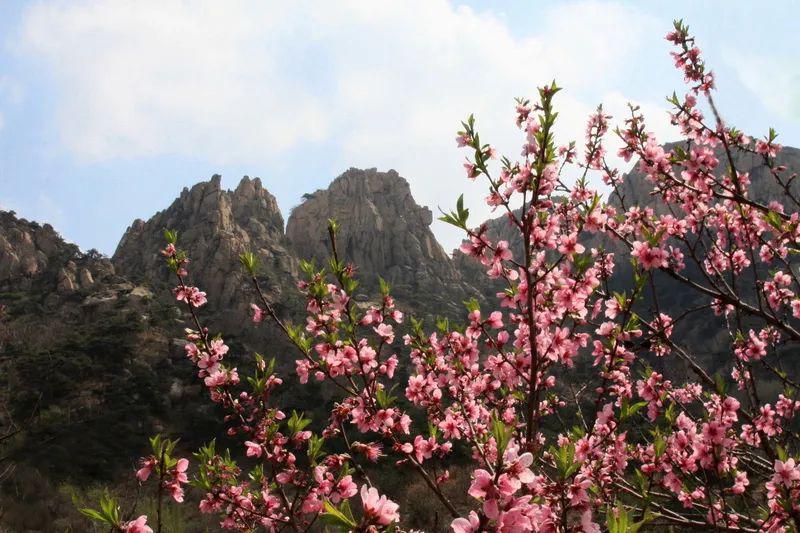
top-left (727, 51), bottom-right (800, 122)
top-left (16, 0), bottom-right (672, 250)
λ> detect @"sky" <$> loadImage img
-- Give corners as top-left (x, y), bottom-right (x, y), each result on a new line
top-left (1, 1), bottom-right (798, 255)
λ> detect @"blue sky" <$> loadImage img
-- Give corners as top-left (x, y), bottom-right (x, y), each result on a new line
top-left (1, 1), bottom-right (798, 255)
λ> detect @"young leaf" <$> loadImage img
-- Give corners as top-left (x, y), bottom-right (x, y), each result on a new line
top-left (321, 500), bottom-right (357, 529)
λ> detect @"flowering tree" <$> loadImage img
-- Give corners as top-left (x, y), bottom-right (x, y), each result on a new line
top-left (83, 20), bottom-right (800, 532)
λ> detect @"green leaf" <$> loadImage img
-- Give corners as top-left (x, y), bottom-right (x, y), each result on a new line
top-left (491, 415), bottom-right (512, 458)
top-left (163, 229), bottom-right (178, 244)
top-left (624, 313), bottom-right (641, 332)
top-left (573, 252), bottom-right (591, 273)
top-left (652, 431), bottom-right (666, 458)
top-left (714, 373), bottom-right (727, 396)
top-left (78, 494), bottom-right (120, 527)
top-left (553, 442), bottom-right (578, 478)
top-left (463, 297), bottom-right (480, 313)
top-left (776, 445), bottom-right (788, 462)
top-left (620, 398), bottom-right (648, 422)
top-left (438, 195), bottom-right (470, 230)
top-left (378, 276), bottom-right (391, 297)
top-left (308, 435), bottom-right (325, 464)
top-left (664, 402), bottom-right (676, 424)
top-left (375, 385), bottom-right (398, 408)
top-left (765, 210), bottom-right (784, 231)
top-left (327, 218), bottom-right (340, 235)
top-left (287, 410), bottom-right (311, 435)
top-left (768, 127), bottom-right (779, 143)
top-left (299, 259), bottom-right (317, 276)
top-left (409, 316), bottom-right (424, 337)
top-left (239, 251), bottom-right (259, 275)
top-left (321, 500), bottom-right (357, 529)
top-left (608, 503), bottom-right (656, 533)
top-left (78, 508), bottom-right (106, 522)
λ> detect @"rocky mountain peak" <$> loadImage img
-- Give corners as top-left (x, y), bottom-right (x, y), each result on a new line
top-left (286, 168), bottom-right (461, 294)
top-left (0, 210), bottom-right (156, 327)
top-left (112, 175), bottom-right (297, 324)
top-left (0, 210), bottom-right (115, 295)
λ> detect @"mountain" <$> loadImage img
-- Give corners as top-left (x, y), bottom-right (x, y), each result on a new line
top-left (287, 168), bottom-right (480, 315)
top-left (113, 175), bottom-right (298, 331)
top-left (1, 211), bottom-right (114, 297)
top-left (0, 167), bottom-right (488, 528)
top-left (0, 210), bottom-right (157, 345)
top-left (0, 211), bottom-right (218, 530)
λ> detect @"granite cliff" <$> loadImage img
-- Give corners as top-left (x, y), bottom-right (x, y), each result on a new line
top-left (113, 175), bottom-right (297, 329)
top-left (287, 168), bottom-right (479, 314)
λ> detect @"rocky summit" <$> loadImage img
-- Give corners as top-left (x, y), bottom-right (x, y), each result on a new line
top-left (0, 211), bottom-right (113, 295)
top-left (0, 211), bottom-right (153, 323)
top-left (287, 168), bottom-right (478, 312)
top-left (113, 174), bottom-right (297, 327)
top-left (110, 169), bottom-right (485, 325)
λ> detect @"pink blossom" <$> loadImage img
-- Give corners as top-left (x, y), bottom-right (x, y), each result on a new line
top-left (374, 323), bottom-right (395, 343)
top-left (161, 244), bottom-right (176, 257)
top-left (131, 28), bottom-right (800, 532)
top-left (360, 485), bottom-right (400, 526)
top-left (451, 511), bottom-right (481, 533)
top-left (486, 311), bottom-right (504, 329)
top-left (558, 233), bottom-right (585, 255)
top-left (412, 435), bottom-right (436, 463)
top-left (250, 304), bottom-right (265, 323)
top-left (173, 285), bottom-right (207, 307)
top-left (245, 441), bottom-right (262, 458)
top-left (123, 515), bottom-right (153, 533)
top-left (464, 161), bottom-right (478, 179)
top-left (731, 471), bottom-right (749, 494)
top-left (331, 475), bottom-right (358, 503)
top-left (136, 457), bottom-right (156, 482)
top-left (773, 458), bottom-right (800, 487)
top-left (468, 469), bottom-right (493, 499)
top-left (631, 241), bottom-right (668, 269)
top-left (167, 458), bottom-right (189, 503)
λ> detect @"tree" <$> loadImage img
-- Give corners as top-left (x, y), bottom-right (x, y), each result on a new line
top-left (84, 21), bottom-right (800, 532)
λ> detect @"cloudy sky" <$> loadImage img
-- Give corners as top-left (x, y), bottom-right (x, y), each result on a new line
top-left (1, 1), bottom-right (798, 255)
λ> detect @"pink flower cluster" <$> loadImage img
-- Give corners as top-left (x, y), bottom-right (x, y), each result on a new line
top-left (136, 455), bottom-right (190, 503)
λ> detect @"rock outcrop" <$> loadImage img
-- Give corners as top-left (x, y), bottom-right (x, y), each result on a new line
top-left (0, 210), bottom-right (124, 307)
top-left (0, 211), bottom-right (114, 293)
top-left (287, 168), bottom-right (478, 313)
top-left (113, 175), bottom-right (297, 325)
top-left (0, 210), bottom-right (157, 349)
